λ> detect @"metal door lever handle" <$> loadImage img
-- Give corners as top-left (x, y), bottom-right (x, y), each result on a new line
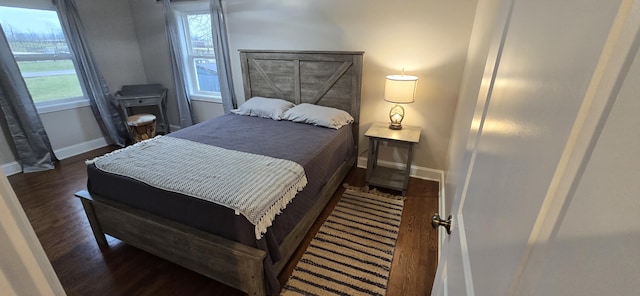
top-left (431, 213), bottom-right (452, 235)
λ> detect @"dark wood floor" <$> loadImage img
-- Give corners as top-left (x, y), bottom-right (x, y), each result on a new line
top-left (8, 147), bottom-right (439, 296)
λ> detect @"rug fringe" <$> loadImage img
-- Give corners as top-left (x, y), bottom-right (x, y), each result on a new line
top-left (343, 183), bottom-right (406, 201)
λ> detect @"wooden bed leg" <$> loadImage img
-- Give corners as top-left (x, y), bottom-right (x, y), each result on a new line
top-left (245, 262), bottom-right (266, 296)
top-left (79, 196), bottom-right (108, 247)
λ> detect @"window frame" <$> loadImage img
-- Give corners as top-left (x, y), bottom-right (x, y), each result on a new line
top-left (173, 4), bottom-right (222, 103)
top-left (0, 2), bottom-right (89, 114)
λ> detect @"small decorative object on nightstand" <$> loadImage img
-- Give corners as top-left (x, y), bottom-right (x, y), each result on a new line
top-left (365, 122), bottom-right (421, 196)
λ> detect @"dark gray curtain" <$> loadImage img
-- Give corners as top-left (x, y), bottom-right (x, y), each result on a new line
top-left (54, 0), bottom-right (129, 147)
top-left (0, 24), bottom-right (57, 173)
top-left (163, 0), bottom-right (195, 128)
top-left (210, 0), bottom-right (237, 113)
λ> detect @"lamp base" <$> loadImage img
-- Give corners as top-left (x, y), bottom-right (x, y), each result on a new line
top-left (389, 123), bottom-right (403, 130)
top-left (388, 104), bottom-right (405, 130)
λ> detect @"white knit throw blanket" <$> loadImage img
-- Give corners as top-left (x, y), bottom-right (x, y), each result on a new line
top-left (86, 136), bottom-right (307, 239)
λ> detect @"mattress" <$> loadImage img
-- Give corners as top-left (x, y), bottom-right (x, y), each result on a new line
top-left (86, 114), bottom-right (355, 292)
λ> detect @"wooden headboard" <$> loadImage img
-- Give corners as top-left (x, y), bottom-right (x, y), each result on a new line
top-left (238, 50), bottom-right (363, 125)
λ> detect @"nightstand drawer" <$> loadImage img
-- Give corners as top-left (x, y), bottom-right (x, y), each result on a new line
top-left (120, 97), bottom-right (160, 107)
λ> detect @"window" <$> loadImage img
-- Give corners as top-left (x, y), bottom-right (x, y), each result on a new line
top-left (0, 5), bottom-right (86, 112)
top-left (175, 9), bottom-right (221, 102)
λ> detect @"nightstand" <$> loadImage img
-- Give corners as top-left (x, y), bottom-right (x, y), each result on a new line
top-left (116, 84), bottom-right (169, 134)
top-left (365, 122), bottom-right (421, 195)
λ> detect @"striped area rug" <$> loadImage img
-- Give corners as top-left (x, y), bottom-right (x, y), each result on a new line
top-left (281, 186), bottom-right (404, 296)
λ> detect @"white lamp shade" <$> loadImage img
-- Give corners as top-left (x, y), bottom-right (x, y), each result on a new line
top-left (384, 74), bottom-right (418, 104)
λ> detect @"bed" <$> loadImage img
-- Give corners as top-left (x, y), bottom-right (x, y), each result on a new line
top-left (75, 50), bottom-right (363, 296)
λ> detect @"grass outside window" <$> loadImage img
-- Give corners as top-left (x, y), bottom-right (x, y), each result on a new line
top-left (24, 75), bottom-right (84, 102)
top-left (17, 60), bottom-right (84, 102)
top-left (18, 60), bottom-right (76, 72)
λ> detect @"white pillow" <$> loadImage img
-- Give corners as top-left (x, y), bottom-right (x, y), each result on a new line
top-left (283, 103), bottom-right (354, 129)
top-left (230, 97), bottom-right (295, 120)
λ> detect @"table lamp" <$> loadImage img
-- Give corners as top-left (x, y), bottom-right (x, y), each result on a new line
top-left (384, 74), bottom-right (418, 130)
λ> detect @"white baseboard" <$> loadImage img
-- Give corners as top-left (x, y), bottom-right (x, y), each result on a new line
top-left (1, 162), bottom-right (22, 177)
top-left (170, 124), bottom-right (181, 132)
top-left (53, 137), bottom-right (110, 160)
top-left (357, 156), bottom-right (444, 184)
top-left (1, 137), bottom-right (110, 177)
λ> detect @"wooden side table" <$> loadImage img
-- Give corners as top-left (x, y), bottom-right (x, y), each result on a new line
top-left (116, 84), bottom-right (169, 134)
top-left (365, 122), bottom-right (421, 195)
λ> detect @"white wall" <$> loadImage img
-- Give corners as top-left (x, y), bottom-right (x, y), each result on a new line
top-left (0, 0), bottom-right (147, 172)
top-left (129, 0), bottom-right (477, 170)
top-left (76, 0), bottom-right (147, 91)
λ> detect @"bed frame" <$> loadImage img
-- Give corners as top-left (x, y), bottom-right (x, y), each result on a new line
top-left (76, 50), bottom-right (363, 296)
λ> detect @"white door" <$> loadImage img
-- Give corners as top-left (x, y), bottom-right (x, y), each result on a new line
top-left (433, 0), bottom-right (640, 295)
